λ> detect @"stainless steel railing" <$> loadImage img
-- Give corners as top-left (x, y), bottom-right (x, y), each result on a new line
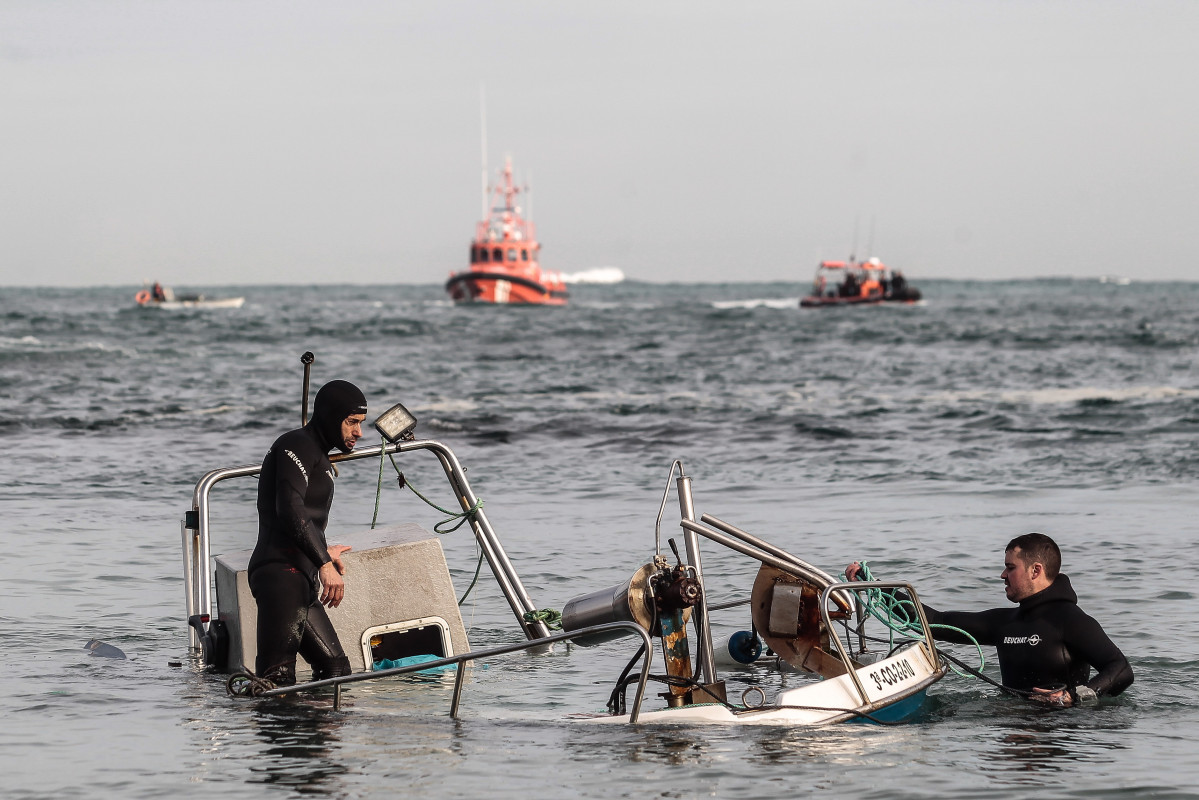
top-left (182, 438), bottom-right (551, 653)
top-left (820, 580), bottom-right (944, 710)
top-left (253, 621), bottom-right (655, 720)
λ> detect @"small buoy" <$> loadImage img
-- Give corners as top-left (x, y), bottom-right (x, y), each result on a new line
top-left (85, 639), bottom-right (127, 659)
top-left (168, 661), bottom-right (183, 668)
top-left (135, 290), bottom-right (152, 305)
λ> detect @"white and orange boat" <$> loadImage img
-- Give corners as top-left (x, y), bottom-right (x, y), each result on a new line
top-left (799, 257), bottom-right (921, 308)
top-left (445, 156), bottom-right (568, 305)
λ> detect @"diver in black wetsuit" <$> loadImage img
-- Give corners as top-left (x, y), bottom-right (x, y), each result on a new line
top-left (248, 380), bottom-right (368, 686)
top-left (848, 532), bottom-right (1133, 707)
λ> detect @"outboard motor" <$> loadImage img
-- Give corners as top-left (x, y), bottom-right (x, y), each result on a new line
top-left (562, 541), bottom-right (724, 708)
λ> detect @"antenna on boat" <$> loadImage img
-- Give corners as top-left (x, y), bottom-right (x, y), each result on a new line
top-left (866, 215), bottom-right (876, 260)
top-left (480, 84), bottom-right (488, 221)
top-left (849, 215), bottom-right (860, 265)
top-left (300, 351), bottom-right (314, 426)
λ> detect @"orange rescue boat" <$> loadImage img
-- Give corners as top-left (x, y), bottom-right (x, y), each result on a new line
top-left (799, 257), bottom-right (921, 308)
top-left (445, 156), bottom-right (568, 305)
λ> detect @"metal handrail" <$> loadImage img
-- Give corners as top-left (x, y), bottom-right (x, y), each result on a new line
top-left (698, 513), bottom-right (856, 611)
top-left (678, 519), bottom-right (855, 614)
top-left (256, 621), bottom-right (656, 721)
top-left (182, 437), bottom-right (551, 654)
top-left (819, 580), bottom-right (943, 709)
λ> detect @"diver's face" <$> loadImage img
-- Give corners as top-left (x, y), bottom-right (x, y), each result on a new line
top-left (1000, 548), bottom-right (1038, 602)
top-left (341, 414), bottom-right (366, 451)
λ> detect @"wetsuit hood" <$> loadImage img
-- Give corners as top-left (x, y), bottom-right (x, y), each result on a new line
top-left (308, 380), bottom-right (368, 454)
top-left (1019, 573), bottom-right (1078, 611)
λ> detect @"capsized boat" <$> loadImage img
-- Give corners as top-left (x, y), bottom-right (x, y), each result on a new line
top-left (135, 282), bottom-right (245, 309)
top-left (184, 355), bottom-right (944, 724)
top-left (445, 156), bottom-right (568, 305)
top-left (799, 257), bottom-right (921, 308)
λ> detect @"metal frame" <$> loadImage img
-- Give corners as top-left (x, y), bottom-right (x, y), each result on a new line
top-left (678, 519), bottom-right (855, 614)
top-left (820, 580), bottom-right (944, 710)
top-left (674, 473), bottom-right (717, 686)
top-left (676, 512), bottom-right (944, 715)
top-left (182, 438), bottom-right (552, 653)
top-left (256, 621), bottom-right (655, 721)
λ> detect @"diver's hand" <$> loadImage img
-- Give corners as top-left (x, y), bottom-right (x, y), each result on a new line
top-left (1029, 687), bottom-right (1073, 707)
top-left (318, 561), bottom-right (346, 608)
top-left (328, 544), bottom-right (352, 575)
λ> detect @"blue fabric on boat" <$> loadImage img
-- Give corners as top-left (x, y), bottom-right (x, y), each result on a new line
top-left (372, 653), bottom-right (456, 673)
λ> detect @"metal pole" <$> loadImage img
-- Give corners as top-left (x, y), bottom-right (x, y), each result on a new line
top-left (257, 621), bottom-right (654, 723)
top-left (181, 520), bottom-right (198, 651)
top-left (699, 513), bottom-right (854, 610)
top-left (699, 513), bottom-right (840, 585)
top-left (427, 444), bottom-right (551, 640)
top-left (450, 661), bottom-right (467, 718)
top-left (680, 520), bottom-right (854, 613)
top-left (300, 352), bottom-right (314, 426)
top-left (193, 463), bottom-right (261, 620)
top-left (676, 474), bottom-right (716, 685)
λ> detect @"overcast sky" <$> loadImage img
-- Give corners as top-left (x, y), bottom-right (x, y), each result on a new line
top-left (2, 1), bottom-right (1196, 287)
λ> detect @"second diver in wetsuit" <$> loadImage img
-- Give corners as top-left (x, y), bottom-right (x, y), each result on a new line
top-left (848, 532), bottom-right (1132, 706)
top-left (248, 380), bottom-right (367, 686)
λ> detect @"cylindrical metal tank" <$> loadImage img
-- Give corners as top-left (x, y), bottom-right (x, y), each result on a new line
top-left (561, 563), bottom-right (660, 645)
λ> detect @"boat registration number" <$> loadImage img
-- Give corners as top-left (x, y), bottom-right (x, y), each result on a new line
top-left (868, 658), bottom-right (917, 691)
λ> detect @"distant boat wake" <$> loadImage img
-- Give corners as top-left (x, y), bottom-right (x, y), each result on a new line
top-left (560, 267), bottom-right (625, 285)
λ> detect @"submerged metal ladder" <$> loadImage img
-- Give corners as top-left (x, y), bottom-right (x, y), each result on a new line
top-left (181, 438), bottom-right (554, 654)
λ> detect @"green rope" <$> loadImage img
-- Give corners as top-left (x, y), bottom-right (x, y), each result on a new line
top-left (370, 437), bottom-right (387, 529)
top-left (523, 608), bottom-right (563, 630)
top-left (387, 452), bottom-right (483, 533)
top-left (457, 548), bottom-right (486, 606)
top-left (847, 561), bottom-right (986, 678)
top-left (368, 437), bottom-right (486, 606)
top-left (369, 437), bottom-right (484, 533)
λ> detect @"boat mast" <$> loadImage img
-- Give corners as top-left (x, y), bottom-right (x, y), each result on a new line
top-left (480, 84), bottom-right (488, 222)
top-left (525, 172), bottom-right (532, 224)
top-left (849, 215), bottom-right (860, 266)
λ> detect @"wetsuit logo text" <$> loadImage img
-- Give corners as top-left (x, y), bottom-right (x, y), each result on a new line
top-left (284, 449), bottom-right (309, 485)
top-left (1003, 634), bottom-right (1042, 646)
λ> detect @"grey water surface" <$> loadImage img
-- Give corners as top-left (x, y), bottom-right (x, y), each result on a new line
top-left (1, 280), bottom-right (1197, 799)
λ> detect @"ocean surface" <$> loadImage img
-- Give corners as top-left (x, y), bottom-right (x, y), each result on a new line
top-left (2, 279), bottom-right (1198, 799)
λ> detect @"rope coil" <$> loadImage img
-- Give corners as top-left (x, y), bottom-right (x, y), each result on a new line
top-left (227, 672), bottom-right (277, 698)
top-left (846, 561), bottom-right (1057, 698)
top-left (523, 608), bottom-right (563, 630)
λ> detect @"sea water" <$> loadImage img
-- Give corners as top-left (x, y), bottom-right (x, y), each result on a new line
top-left (1, 279), bottom-right (1197, 799)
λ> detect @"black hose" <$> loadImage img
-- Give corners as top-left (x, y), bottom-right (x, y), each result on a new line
top-left (607, 643), bottom-right (647, 715)
top-left (935, 650), bottom-right (1064, 700)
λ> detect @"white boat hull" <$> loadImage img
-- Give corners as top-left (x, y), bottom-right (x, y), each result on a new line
top-left (586, 642), bottom-right (943, 726)
top-left (147, 297), bottom-right (245, 309)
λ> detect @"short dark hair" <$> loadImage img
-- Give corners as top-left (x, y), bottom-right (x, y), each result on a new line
top-left (1006, 532), bottom-right (1061, 579)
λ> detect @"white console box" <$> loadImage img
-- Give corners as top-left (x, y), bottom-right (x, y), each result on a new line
top-left (214, 522), bottom-right (470, 676)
